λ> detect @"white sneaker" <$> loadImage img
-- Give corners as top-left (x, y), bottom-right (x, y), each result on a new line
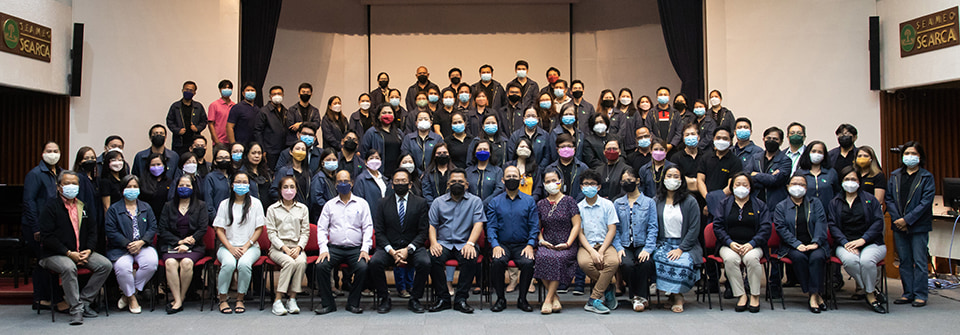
top-left (272, 300), bottom-right (288, 316)
top-left (286, 298), bottom-right (300, 314)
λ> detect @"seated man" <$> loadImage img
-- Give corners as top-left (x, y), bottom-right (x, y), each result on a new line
top-left (576, 169), bottom-right (622, 314)
top-left (38, 171), bottom-right (113, 325)
top-left (427, 168), bottom-right (487, 313)
top-left (487, 165), bottom-right (538, 312)
top-left (314, 170), bottom-right (373, 314)
top-left (368, 169), bottom-right (432, 313)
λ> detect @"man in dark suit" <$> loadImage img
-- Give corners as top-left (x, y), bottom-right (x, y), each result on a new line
top-left (368, 169), bottom-right (431, 313)
top-left (38, 171), bottom-right (113, 325)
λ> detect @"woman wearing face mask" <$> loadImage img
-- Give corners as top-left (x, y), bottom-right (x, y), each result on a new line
top-left (360, 104), bottom-right (404, 177)
top-left (507, 108), bottom-right (552, 168)
top-left (168, 152), bottom-right (205, 201)
top-left (397, 154), bottom-right (423, 197)
top-left (309, 148), bottom-right (340, 223)
top-left (582, 113), bottom-right (620, 169)
top-left (271, 141), bottom-right (311, 205)
top-left (534, 169), bottom-right (581, 314)
top-left (204, 144), bottom-right (237, 223)
top-left (594, 90), bottom-right (616, 134)
top-left (466, 141), bottom-right (504, 206)
top-left (426, 87), bottom-right (441, 114)
top-left (158, 175), bottom-right (207, 314)
top-left (421, 143), bottom-right (455, 204)
top-left (230, 143), bottom-right (246, 173)
top-left (213, 172), bottom-right (266, 314)
top-left (827, 166), bottom-right (887, 313)
top-left (467, 90), bottom-right (496, 138)
top-left (265, 176), bottom-right (310, 316)
top-left (434, 88), bottom-right (458, 138)
top-left (139, 153), bottom-right (172, 219)
top-left (353, 149), bottom-right (391, 214)
top-left (596, 140), bottom-right (630, 199)
top-left (386, 88), bottom-right (408, 132)
top-left (708, 90), bottom-right (735, 132)
top-left (105, 175), bottom-right (159, 314)
top-left (100, 150), bottom-right (130, 216)
top-left (73, 147), bottom-right (103, 227)
top-left (667, 93), bottom-right (695, 152)
top-left (653, 166), bottom-right (703, 313)
top-left (670, 123), bottom-right (703, 194)
top-left (638, 139), bottom-right (676, 198)
top-left (854, 146), bottom-right (886, 210)
top-left (886, 141), bottom-right (934, 308)
top-left (614, 169), bottom-right (658, 312)
top-left (691, 100), bottom-right (717, 150)
top-left (408, 91), bottom-right (431, 134)
top-left (713, 172), bottom-right (771, 313)
top-left (549, 105), bottom-right (584, 163)
top-left (445, 112), bottom-right (471, 169)
top-left (240, 142), bottom-right (271, 203)
top-left (349, 93), bottom-right (375, 137)
top-left (401, 110), bottom-right (444, 173)
top-left (634, 95), bottom-right (660, 139)
top-left (613, 88), bottom-right (636, 151)
top-left (505, 138), bottom-right (544, 201)
top-left (321, 96), bottom-right (348, 151)
top-left (369, 72), bottom-right (391, 113)
top-left (796, 141), bottom-right (839, 210)
top-left (536, 92), bottom-right (557, 131)
top-left (774, 175), bottom-right (828, 313)
top-left (467, 114), bottom-right (508, 168)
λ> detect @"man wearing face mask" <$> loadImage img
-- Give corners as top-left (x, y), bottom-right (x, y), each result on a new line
top-left (208, 80), bottom-right (236, 145)
top-left (255, 86), bottom-right (298, 168)
top-left (226, 82), bottom-right (261, 146)
top-left (400, 112), bottom-right (443, 173)
top-left (744, 127), bottom-right (792, 214)
top-left (828, 123), bottom-right (860, 174)
top-left (486, 166), bottom-right (538, 312)
top-left (275, 124), bottom-right (322, 176)
top-left (338, 131), bottom-right (364, 178)
top-left (626, 127), bottom-right (654, 172)
top-left (596, 140), bottom-right (631, 200)
top-left (288, 83), bottom-right (321, 133)
top-left (544, 134), bottom-right (590, 201)
top-left (406, 66), bottom-right (440, 112)
top-left (446, 68), bottom-right (462, 92)
top-left (507, 60), bottom-right (540, 109)
top-left (133, 124), bottom-right (179, 180)
top-left (654, 87), bottom-right (677, 151)
top-left (166, 81), bottom-right (208, 156)
top-left (23, 141), bottom-right (63, 309)
top-left (551, 80), bottom-right (572, 118)
top-left (731, 117), bottom-right (762, 169)
top-left (697, 127), bottom-right (743, 220)
top-left (188, 136), bottom-right (211, 179)
top-left (471, 64), bottom-right (507, 111)
top-left (501, 83), bottom-right (527, 136)
top-left (538, 67), bottom-right (563, 98)
top-left (560, 80), bottom-right (595, 134)
top-left (783, 122), bottom-right (807, 175)
top-left (97, 135), bottom-right (130, 175)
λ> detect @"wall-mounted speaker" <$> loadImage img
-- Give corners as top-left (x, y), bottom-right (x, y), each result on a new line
top-left (69, 23), bottom-right (83, 97)
top-left (869, 16), bottom-right (880, 91)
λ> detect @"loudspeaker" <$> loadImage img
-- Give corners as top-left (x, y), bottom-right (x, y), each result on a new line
top-left (69, 23), bottom-right (83, 97)
top-left (869, 16), bottom-right (880, 91)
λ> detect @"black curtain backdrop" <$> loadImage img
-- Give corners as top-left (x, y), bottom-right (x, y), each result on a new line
top-left (240, 0), bottom-right (283, 107)
top-left (657, 0), bottom-right (704, 100)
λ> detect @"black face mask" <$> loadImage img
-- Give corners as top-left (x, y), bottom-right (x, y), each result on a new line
top-left (435, 155), bottom-right (450, 166)
top-left (215, 160), bottom-right (231, 170)
top-left (80, 160), bottom-right (97, 173)
top-left (674, 101), bottom-right (687, 111)
top-left (151, 134), bottom-right (165, 147)
top-left (343, 139), bottom-right (358, 152)
top-left (300, 94), bottom-right (311, 103)
top-left (417, 75), bottom-right (428, 84)
top-left (449, 183), bottom-right (466, 197)
top-left (378, 80), bottom-right (389, 89)
top-left (571, 91), bottom-right (583, 99)
top-left (601, 99), bottom-right (615, 108)
top-left (450, 77), bottom-right (461, 85)
top-left (192, 147), bottom-right (206, 159)
top-left (504, 178), bottom-right (521, 191)
top-left (621, 181), bottom-right (638, 193)
top-left (764, 140), bottom-right (781, 153)
top-left (508, 94), bottom-right (521, 103)
top-left (838, 135), bottom-right (854, 149)
top-left (394, 183), bottom-right (409, 197)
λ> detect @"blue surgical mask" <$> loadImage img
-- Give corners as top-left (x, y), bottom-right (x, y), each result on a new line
top-left (323, 161), bottom-right (339, 172)
top-left (233, 183), bottom-right (250, 196)
top-left (657, 96), bottom-right (669, 105)
top-left (516, 70), bottom-right (527, 78)
top-left (693, 107), bottom-right (706, 116)
top-left (123, 188), bottom-right (140, 201)
top-left (684, 135), bottom-right (699, 147)
top-left (428, 95), bottom-right (439, 103)
top-left (300, 135), bottom-right (315, 147)
top-left (539, 101), bottom-right (551, 109)
top-left (581, 185), bottom-right (599, 198)
top-left (637, 138), bottom-right (651, 148)
top-left (480, 73), bottom-right (492, 82)
top-left (459, 93), bottom-right (470, 103)
top-left (475, 150), bottom-right (490, 161)
top-left (221, 89), bottom-right (232, 98)
top-left (61, 184), bottom-right (80, 199)
top-left (524, 117), bottom-right (538, 128)
top-left (451, 123), bottom-right (465, 134)
top-left (336, 182), bottom-right (352, 195)
top-left (177, 187), bottom-right (193, 198)
top-left (553, 88), bottom-right (564, 98)
top-left (389, 98), bottom-right (400, 107)
top-left (231, 152), bottom-right (242, 162)
top-left (735, 129), bottom-right (751, 140)
top-left (484, 124), bottom-right (498, 135)
top-left (902, 154), bottom-right (920, 168)
top-left (561, 115), bottom-right (576, 125)
top-left (244, 91), bottom-right (256, 101)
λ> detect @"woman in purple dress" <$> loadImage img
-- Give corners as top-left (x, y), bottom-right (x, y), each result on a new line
top-left (158, 175), bottom-right (208, 313)
top-left (534, 168), bottom-right (581, 314)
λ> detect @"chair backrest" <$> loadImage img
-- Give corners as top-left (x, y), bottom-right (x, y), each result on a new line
top-left (305, 224), bottom-right (319, 253)
top-left (204, 226), bottom-right (217, 253)
top-left (257, 228), bottom-right (271, 251)
top-left (703, 223), bottom-right (717, 249)
top-left (767, 221), bottom-right (780, 249)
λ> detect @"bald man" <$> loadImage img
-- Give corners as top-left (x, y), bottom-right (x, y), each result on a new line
top-left (406, 66), bottom-right (440, 112)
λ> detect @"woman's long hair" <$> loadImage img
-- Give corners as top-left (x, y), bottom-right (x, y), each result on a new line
top-left (227, 172), bottom-right (252, 226)
top-left (656, 166), bottom-right (689, 205)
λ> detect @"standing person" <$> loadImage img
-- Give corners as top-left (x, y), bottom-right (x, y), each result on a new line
top-left (796, 141), bottom-right (840, 211)
top-left (288, 83), bottom-right (322, 131)
top-left (745, 126), bottom-right (791, 213)
top-left (544, 133), bottom-right (589, 202)
top-left (595, 90), bottom-right (617, 136)
top-left (472, 64), bottom-right (507, 110)
top-left (855, 146), bottom-right (887, 209)
top-left (534, 169), bottom-right (581, 314)
top-left (466, 141), bottom-right (505, 204)
top-left (138, 153), bottom-right (173, 219)
top-left (614, 169), bottom-right (658, 312)
top-left (100, 150), bottom-right (129, 218)
top-left (708, 90), bottom-right (735, 132)
top-left (421, 143), bottom-right (455, 204)
top-left (486, 166), bottom-right (538, 312)
top-left (610, 88), bottom-right (634, 151)
top-left (783, 122), bottom-right (807, 175)
top-left (653, 87), bottom-right (676, 150)
top-left (271, 142), bottom-right (311, 207)
top-left (539, 67), bottom-right (562, 97)
top-left (713, 173), bottom-right (771, 313)
top-left (582, 113), bottom-right (620, 169)
top-left (314, 170), bottom-right (373, 314)
top-left (445, 112), bottom-right (472, 169)
top-left (353, 150), bottom-right (391, 216)
top-left (157, 175), bottom-right (207, 314)
top-left (667, 94), bottom-right (696, 154)
top-left (548, 105), bottom-right (585, 164)
top-left (360, 104), bottom-right (404, 177)
top-left (507, 107), bottom-right (553, 168)
top-left (370, 72), bottom-right (391, 111)
top-left (23, 141), bottom-right (62, 309)
top-left (561, 80), bottom-right (595, 141)
top-left (310, 148), bottom-right (340, 222)
top-left (506, 138), bottom-right (544, 201)
top-left (697, 127), bottom-right (742, 218)
top-left (829, 124), bottom-right (860, 174)
top-left (774, 175), bottom-right (829, 313)
top-left (400, 110), bottom-right (443, 173)
top-left (501, 82), bottom-right (528, 137)
top-left (73, 147), bottom-right (102, 228)
top-left (349, 93), bottom-right (375, 137)
top-left (625, 126), bottom-right (653, 172)
top-left (435, 88), bottom-right (458, 139)
top-left (320, 96), bottom-right (349, 151)
top-left (203, 144), bottom-right (234, 223)
top-left (507, 60), bottom-right (540, 109)
top-left (446, 68), bottom-right (462, 92)
top-left (265, 177), bottom-right (310, 316)
top-left (468, 114), bottom-right (509, 168)
top-left (406, 66), bottom-right (440, 112)
top-left (635, 96), bottom-right (660, 142)
top-left (97, 135), bottom-right (128, 174)
top-left (208, 80), bottom-right (236, 145)
top-left (38, 171), bottom-right (113, 325)
top-left (104, 175), bottom-right (159, 314)
top-left (226, 82), bottom-right (261, 146)
top-left (575, 170), bottom-right (621, 314)
top-left (731, 117), bottom-right (762, 168)
top-left (427, 169), bottom-right (486, 313)
top-left (638, 139), bottom-right (675, 198)
top-left (255, 86), bottom-right (297, 168)
top-left (691, 100), bottom-right (717, 150)
top-left (595, 140), bottom-right (630, 199)
top-left (368, 169), bottom-right (432, 313)
top-left (132, 125), bottom-right (179, 179)
top-left (166, 81), bottom-right (207, 155)
top-left (653, 166), bottom-right (703, 313)
top-left (213, 172), bottom-right (266, 314)
top-left (887, 141), bottom-right (935, 308)
top-left (242, 142), bottom-right (274, 203)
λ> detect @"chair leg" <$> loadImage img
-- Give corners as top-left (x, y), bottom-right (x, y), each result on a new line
top-left (50, 277), bottom-right (55, 322)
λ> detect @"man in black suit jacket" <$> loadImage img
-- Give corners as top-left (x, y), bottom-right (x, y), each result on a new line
top-left (368, 169), bottom-right (431, 313)
top-left (37, 171), bottom-right (112, 325)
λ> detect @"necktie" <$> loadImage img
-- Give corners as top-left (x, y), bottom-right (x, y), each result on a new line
top-left (398, 198), bottom-right (406, 228)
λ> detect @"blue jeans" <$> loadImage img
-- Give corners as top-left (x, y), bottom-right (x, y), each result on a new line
top-left (393, 266), bottom-right (415, 291)
top-left (893, 231), bottom-right (929, 301)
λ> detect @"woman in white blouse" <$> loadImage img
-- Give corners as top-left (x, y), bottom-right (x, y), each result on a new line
top-left (213, 172), bottom-right (265, 314)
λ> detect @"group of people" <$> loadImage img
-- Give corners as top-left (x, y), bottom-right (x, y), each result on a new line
top-left (22, 61), bottom-right (936, 326)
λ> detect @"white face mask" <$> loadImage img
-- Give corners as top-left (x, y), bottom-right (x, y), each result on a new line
top-left (108, 147), bottom-right (123, 154)
top-left (516, 147), bottom-right (532, 158)
top-left (709, 97), bottom-right (721, 106)
top-left (417, 120), bottom-right (432, 131)
top-left (619, 97), bottom-right (632, 105)
top-left (359, 101), bottom-right (371, 110)
top-left (639, 102), bottom-right (651, 110)
top-left (788, 185), bottom-right (806, 198)
top-left (42, 152), bottom-right (60, 166)
top-left (664, 178), bottom-right (682, 191)
top-left (271, 95), bottom-right (283, 104)
top-left (400, 163), bottom-right (416, 173)
top-left (331, 104), bottom-right (342, 112)
top-left (733, 186), bottom-right (750, 199)
top-left (544, 182), bottom-right (561, 195)
top-left (809, 153), bottom-right (824, 164)
top-left (109, 160), bottom-right (124, 172)
top-left (714, 139), bottom-right (731, 151)
top-left (182, 163), bottom-right (198, 174)
top-left (842, 180), bottom-right (860, 193)
top-left (593, 123), bottom-right (608, 134)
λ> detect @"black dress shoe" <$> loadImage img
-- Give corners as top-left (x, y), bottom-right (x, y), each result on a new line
top-left (491, 298), bottom-right (507, 312)
top-left (870, 300), bottom-right (886, 314)
top-left (734, 304), bottom-right (747, 313)
top-left (408, 299), bottom-right (425, 313)
top-left (809, 306), bottom-right (821, 314)
top-left (346, 305), bottom-right (363, 314)
top-left (313, 305), bottom-right (337, 315)
top-left (428, 299), bottom-right (452, 312)
top-left (819, 303), bottom-right (827, 311)
top-left (911, 300), bottom-right (926, 307)
top-left (377, 298), bottom-right (392, 314)
top-left (748, 305), bottom-right (760, 313)
top-left (517, 299), bottom-right (533, 312)
top-left (453, 300), bottom-right (474, 314)
top-left (893, 297), bottom-right (912, 304)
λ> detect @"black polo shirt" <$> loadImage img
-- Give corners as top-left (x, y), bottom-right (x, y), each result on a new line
top-left (671, 148), bottom-right (702, 178)
top-left (698, 149), bottom-right (743, 192)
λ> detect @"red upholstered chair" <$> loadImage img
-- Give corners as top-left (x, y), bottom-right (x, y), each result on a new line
top-left (255, 231), bottom-right (271, 310)
top-left (766, 223), bottom-right (787, 310)
top-left (825, 232), bottom-right (888, 312)
top-left (44, 267), bottom-right (109, 322)
top-left (196, 226), bottom-right (217, 311)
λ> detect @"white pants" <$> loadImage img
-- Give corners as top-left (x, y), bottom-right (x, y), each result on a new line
top-left (835, 244), bottom-right (886, 293)
top-left (719, 246), bottom-right (763, 297)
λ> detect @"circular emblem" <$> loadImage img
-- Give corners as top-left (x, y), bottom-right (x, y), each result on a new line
top-left (900, 24), bottom-right (916, 52)
top-left (3, 19), bottom-right (19, 49)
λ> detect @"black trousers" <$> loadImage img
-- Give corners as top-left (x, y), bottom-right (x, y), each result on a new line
top-left (368, 247), bottom-right (430, 300)
top-left (430, 246), bottom-right (479, 302)
top-left (26, 237), bottom-right (51, 301)
top-left (620, 246), bottom-right (655, 299)
top-left (786, 248), bottom-right (826, 294)
top-left (490, 243), bottom-right (535, 300)
top-left (316, 245), bottom-right (368, 308)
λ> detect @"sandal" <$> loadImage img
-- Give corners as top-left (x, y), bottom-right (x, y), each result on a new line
top-left (219, 302), bottom-right (233, 314)
top-left (234, 301), bottom-right (246, 313)
top-left (671, 304), bottom-right (684, 313)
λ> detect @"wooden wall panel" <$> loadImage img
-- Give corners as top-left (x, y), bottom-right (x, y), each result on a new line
top-left (0, 87), bottom-right (70, 185)
top-left (879, 89), bottom-right (960, 193)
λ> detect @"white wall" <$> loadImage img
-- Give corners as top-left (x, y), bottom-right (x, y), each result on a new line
top-left (878, 0), bottom-right (960, 90)
top-left (706, 0), bottom-right (881, 156)
top-left (70, 0), bottom-right (239, 158)
top-left (0, 0), bottom-right (73, 95)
